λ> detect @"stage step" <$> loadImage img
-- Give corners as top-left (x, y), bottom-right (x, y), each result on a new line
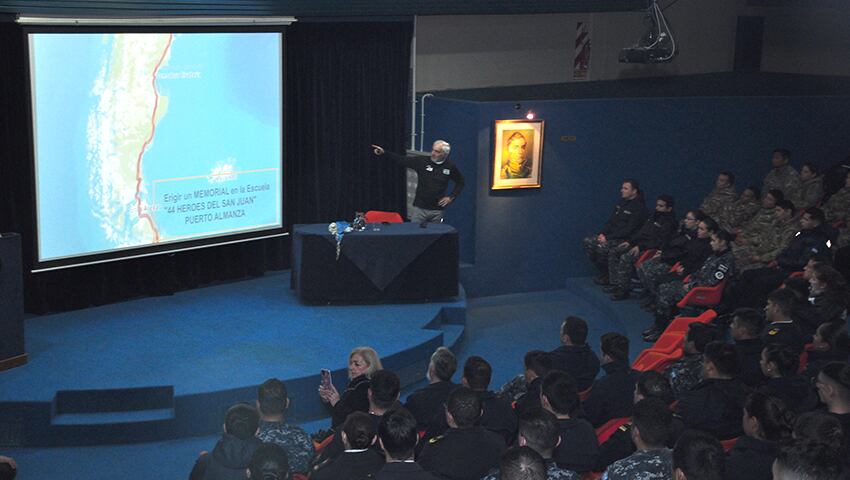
top-left (52, 408), bottom-right (175, 426)
top-left (52, 386), bottom-right (175, 426)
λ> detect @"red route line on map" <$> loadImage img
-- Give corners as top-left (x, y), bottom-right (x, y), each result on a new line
top-left (134, 33), bottom-right (173, 243)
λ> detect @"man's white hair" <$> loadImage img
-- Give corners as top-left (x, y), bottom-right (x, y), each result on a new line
top-left (433, 140), bottom-right (451, 155)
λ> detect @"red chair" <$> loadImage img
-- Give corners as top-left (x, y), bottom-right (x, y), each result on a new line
top-left (632, 348), bottom-right (684, 372)
top-left (664, 309), bottom-right (718, 335)
top-left (365, 210), bottom-right (404, 223)
top-left (668, 261), bottom-right (682, 273)
top-left (313, 433), bottom-right (335, 454)
top-left (643, 331), bottom-right (686, 355)
top-left (720, 437), bottom-right (739, 452)
top-left (676, 280), bottom-right (727, 309)
top-left (634, 249), bottom-right (657, 268)
top-left (787, 271), bottom-right (804, 279)
top-left (293, 475), bottom-right (309, 480)
top-left (595, 417), bottom-right (630, 444)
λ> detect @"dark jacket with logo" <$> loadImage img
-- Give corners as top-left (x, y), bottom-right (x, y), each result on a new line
top-left (630, 211), bottom-right (678, 250)
top-left (418, 426), bottom-right (505, 480)
top-left (776, 224), bottom-right (832, 272)
top-left (600, 197), bottom-right (648, 241)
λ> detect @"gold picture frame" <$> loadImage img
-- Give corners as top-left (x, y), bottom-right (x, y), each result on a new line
top-left (491, 119), bottom-right (544, 190)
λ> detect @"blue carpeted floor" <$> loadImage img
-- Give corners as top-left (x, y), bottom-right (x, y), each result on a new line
top-left (3, 277), bottom-right (653, 480)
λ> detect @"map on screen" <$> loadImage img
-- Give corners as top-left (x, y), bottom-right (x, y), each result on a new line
top-left (29, 32), bottom-right (282, 263)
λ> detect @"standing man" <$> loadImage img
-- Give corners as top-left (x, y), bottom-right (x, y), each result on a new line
top-left (371, 141), bottom-right (464, 224)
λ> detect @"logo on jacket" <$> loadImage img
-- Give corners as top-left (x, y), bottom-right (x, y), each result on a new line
top-left (443, 168), bottom-right (450, 175)
top-left (426, 165), bottom-right (434, 172)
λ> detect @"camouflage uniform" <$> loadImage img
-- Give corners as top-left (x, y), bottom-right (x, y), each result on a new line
top-left (821, 186), bottom-right (850, 223)
top-left (602, 448), bottom-right (672, 480)
top-left (800, 175), bottom-right (824, 209)
top-left (257, 420), bottom-right (315, 474)
top-left (718, 197), bottom-right (760, 232)
top-left (838, 211), bottom-right (850, 248)
top-left (608, 212), bottom-right (678, 291)
top-left (497, 374), bottom-right (528, 403)
top-left (734, 217), bottom-right (799, 270)
top-left (483, 459), bottom-right (579, 480)
top-left (636, 257), bottom-right (675, 296)
top-left (664, 353), bottom-right (704, 397)
top-left (700, 185), bottom-right (737, 219)
top-left (763, 164), bottom-right (802, 205)
top-left (737, 208), bottom-right (776, 245)
top-left (655, 249), bottom-right (735, 321)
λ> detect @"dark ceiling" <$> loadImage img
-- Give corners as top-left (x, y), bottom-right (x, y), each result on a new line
top-left (0, 1), bottom-right (652, 18)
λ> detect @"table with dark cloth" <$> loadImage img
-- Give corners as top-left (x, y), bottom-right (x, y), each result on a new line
top-left (291, 223), bottom-right (459, 302)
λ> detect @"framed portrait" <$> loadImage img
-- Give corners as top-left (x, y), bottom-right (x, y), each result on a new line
top-left (491, 119), bottom-right (544, 190)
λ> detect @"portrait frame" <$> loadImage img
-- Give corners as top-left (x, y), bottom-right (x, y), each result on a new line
top-left (491, 119), bottom-right (544, 190)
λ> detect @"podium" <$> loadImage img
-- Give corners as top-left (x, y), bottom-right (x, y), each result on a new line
top-left (0, 233), bottom-right (26, 370)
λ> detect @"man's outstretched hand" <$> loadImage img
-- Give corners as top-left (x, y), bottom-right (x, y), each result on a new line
top-left (370, 144), bottom-right (385, 155)
top-left (438, 196), bottom-right (453, 207)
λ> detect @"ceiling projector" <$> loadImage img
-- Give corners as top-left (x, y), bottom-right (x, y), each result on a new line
top-left (619, 1), bottom-right (677, 64)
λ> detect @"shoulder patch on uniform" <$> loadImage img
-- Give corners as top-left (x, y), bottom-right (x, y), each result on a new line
top-left (768, 328), bottom-right (779, 336)
top-left (429, 435), bottom-right (444, 444)
top-left (715, 271), bottom-right (725, 280)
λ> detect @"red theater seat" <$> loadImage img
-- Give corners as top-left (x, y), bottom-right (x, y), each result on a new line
top-left (634, 249), bottom-right (657, 268)
top-left (665, 309), bottom-right (717, 335)
top-left (595, 417), bottom-right (630, 444)
top-left (365, 210), bottom-right (404, 223)
top-left (632, 348), bottom-right (683, 372)
top-left (721, 437), bottom-right (739, 452)
top-left (676, 280), bottom-right (726, 309)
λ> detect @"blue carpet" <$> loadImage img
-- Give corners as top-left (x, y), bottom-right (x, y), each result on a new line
top-left (2, 277), bottom-right (652, 479)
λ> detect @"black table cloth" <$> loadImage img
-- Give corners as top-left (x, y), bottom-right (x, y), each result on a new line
top-left (291, 223), bottom-right (459, 302)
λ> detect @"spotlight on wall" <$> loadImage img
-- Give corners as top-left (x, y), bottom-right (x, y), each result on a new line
top-left (525, 111), bottom-right (535, 120)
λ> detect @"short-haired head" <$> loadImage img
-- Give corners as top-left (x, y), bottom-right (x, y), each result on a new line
top-left (0, 459), bottom-right (16, 480)
top-left (700, 216), bottom-right (719, 233)
top-left (819, 361), bottom-right (850, 403)
top-left (762, 344), bottom-right (801, 377)
top-left (803, 207), bottom-right (825, 225)
top-left (792, 411), bottom-right (846, 452)
top-left (518, 407), bottom-right (560, 456)
top-left (257, 378), bottom-right (288, 417)
top-left (686, 323), bottom-right (719, 354)
top-left (463, 356), bottom-right (492, 391)
top-left (561, 316), bottom-right (589, 345)
top-left (499, 446), bottom-right (546, 480)
top-left (773, 440), bottom-right (845, 480)
top-left (342, 411), bottom-right (377, 450)
top-left (540, 370), bottom-right (579, 416)
top-left (378, 408), bottom-right (418, 460)
top-left (673, 430), bottom-right (725, 480)
top-left (772, 148), bottom-right (791, 163)
top-left (433, 139), bottom-right (451, 155)
top-left (601, 332), bottom-right (629, 364)
top-left (623, 178), bottom-right (641, 194)
top-left (801, 162), bottom-right (818, 176)
top-left (814, 321), bottom-right (850, 355)
top-left (446, 386), bottom-right (482, 428)
top-left (731, 308), bottom-right (765, 339)
top-left (776, 199), bottom-right (796, 215)
top-left (225, 403), bottom-right (260, 440)
top-left (369, 369), bottom-right (401, 410)
top-left (718, 171), bottom-right (735, 185)
top-left (636, 370), bottom-right (675, 405)
top-left (810, 263), bottom-right (848, 292)
top-left (767, 288), bottom-right (797, 319)
top-left (430, 346), bottom-right (458, 382)
top-left (712, 229), bottom-right (734, 245)
top-left (524, 350), bottom-right (552, 378)
top-left (767, 189), bottom-right (785, 203)
top-left (248, 443), bottom-right (291, 480)
top-left (744, 185), bottom-right (761, 199)
top-left (703, 341), bottom-right (740, 377)
top-left (632, 398), bottom-right (672, 448)
top-left (658, 194), bottom-right (675, 209)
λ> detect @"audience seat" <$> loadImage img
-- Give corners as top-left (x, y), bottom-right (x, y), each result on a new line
top-left (720, 437), bottom-right (739, 452)
top-left (676, 280), bottom-right (726, 309)
top-left (634, 249), bottom-right (657, 268)
top-left (365, 210), bottom-right (404, 223)
top-left (595, 417), bottom-right (630, 444)
top-left (293, 474), bottom-right (308, 480)
top-left (787, 271), bottom-right (804, 279)
top-left (664, 309), bottom-right (718, 335)
top-left (631, 348), bottom-right (684, 372)
top-left (668, 261), bottom-right (682, 273)
top-left (644, 331), bottom-right (685, 355)
top-left (313, 433), bottom-right (335, 454)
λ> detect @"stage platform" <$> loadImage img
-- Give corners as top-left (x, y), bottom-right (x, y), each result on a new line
top-left (0, 271), bottom-right (466, 447)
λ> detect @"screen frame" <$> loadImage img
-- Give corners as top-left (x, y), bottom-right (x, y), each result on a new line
top-left (23, 24), bottom-right (287, 273)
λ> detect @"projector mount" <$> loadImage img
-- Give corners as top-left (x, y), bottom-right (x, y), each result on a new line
top-left (619, 0), bottom-right (677, 64)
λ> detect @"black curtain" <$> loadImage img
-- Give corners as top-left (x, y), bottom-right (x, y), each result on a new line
top-left (0, 20), bottom-right (412, 313)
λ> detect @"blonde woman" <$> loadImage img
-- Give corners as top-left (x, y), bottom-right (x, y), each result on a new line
top-left (319, 346), bottom-right (382, 428)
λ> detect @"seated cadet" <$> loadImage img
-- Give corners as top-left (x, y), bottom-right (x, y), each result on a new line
top-left (664, 323), bottom-right (720, 397)
top-left (255, 379), bottom-right (314, 475)
top-left (734, 189), bottom-right (782, 243)
top-left (498, 447), bottom-right (547, 480)
top-left (734, 199), bottom-right (798, 272)
top-left (758, 344), bottom-right (818, 413)
top-left (606, 194), bottom-right (677, 300)
top-left (791, 411), bottom-right (847, 460)
top-left (602, 398), bottom-right (673, 480)
top-left (762, 288), bottom-right (806, 354)
top-left (799, 162), bottom-right (825, 209)
top-left (515, 350), bottom-right (553, 417)
top-left (404, 347), bottom-right (457, 429)
top-left (772, 440), bottom-right (846, 480)
top-left (482, 408), bottom-right (579, 480)
top-left (726, 393), bottom-right (793, 480)
top-left (549, 316), bottom-right (601, 392)
top-left (795, 263), bottom-right (850, 335)
top-left (814, 362), bottom-right (850, 447)
top-left (375, 408), bottom-right (438, 480)
top-left (422, 356), bottom-right (517, 446)
top-left (717, 185), bottom-right (761, 232)
top-left (595, 370), bottom-right (684, 472)
top-left (189, 403), bottom-right (262, 480)
top-left (311, 411), bottom-right (384, 480)
top-left (700, 171), bottom-right (737, 220)
top-left (677, 341), bottom-right (750, 440)
top-left (583, 179), bottom-right (648, 285)
top-left (417, 387), bottom-right (505, 480)
top-left (671, 430), bottom-right (725, 480)
top-left (821, 169), bottom-right (850, 223)
top-left (638, 215), bottom-right (715, 313)
top-left (804, 321), bottom-right (850, 379)
top-left (762, 148), bottom-right (802, 206)
top-left (246, 444), bottom-right (290, 480)
top-left (583, 333), bottom-right (639, 427)
top-left (647, 229), bottom-right (735, 343)
top-left (729, 308), bottom-right (768, 387)
top-left (541, 371), bottom-right (599, 473)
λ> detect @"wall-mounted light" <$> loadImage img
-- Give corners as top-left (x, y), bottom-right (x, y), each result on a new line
top-left (525, 111), bottom-right (535, 120)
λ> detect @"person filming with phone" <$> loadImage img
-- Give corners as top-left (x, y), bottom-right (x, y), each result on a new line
top-left (318, 347), bottom-right (383, 429)
top-left (371, 140), bottom-right (465, 224)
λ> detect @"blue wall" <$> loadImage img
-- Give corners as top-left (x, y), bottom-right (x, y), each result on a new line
top-left (426, 95), bottom-right (850, 297)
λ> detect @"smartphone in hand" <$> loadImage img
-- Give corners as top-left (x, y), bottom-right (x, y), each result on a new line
top-left (320, 368), bottom-right (333, 390)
